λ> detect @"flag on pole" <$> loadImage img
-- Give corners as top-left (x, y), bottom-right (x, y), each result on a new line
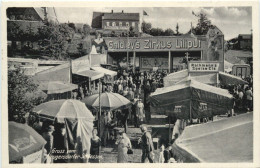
top-left (143, 10), bottom-right (148, 16)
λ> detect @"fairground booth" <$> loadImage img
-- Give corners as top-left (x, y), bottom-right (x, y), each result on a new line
top-left (104, 26), bottom-right (225, 73)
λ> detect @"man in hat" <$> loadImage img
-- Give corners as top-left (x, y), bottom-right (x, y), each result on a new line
top-left (42, 125), bottom-right (55, 155)
top-left (138, 125), bottom-right (154, 163)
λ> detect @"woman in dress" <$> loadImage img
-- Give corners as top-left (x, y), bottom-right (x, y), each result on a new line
top-left (116, 132), bottom-right (132, 163)
top-left (90, 129), bottom-right (101, 163)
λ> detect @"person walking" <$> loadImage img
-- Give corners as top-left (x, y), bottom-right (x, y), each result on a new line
top-left (90, 129), bottom-right (101, 163)
top-left (137, 99), bottom-right (145, 125)
top-left (116, 131), bottom-right (132, 163)
top-left (138, 125), bottom-right (154, 163)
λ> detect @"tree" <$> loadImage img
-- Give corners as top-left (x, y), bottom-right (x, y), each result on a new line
top-left (68, 22), bottom-right (76, 31)
top-left (164, 28), bottom-right (174, 36)
top-left (150, 28), bottom-right (164, 36)
top-left (192, 11), bottom-right (213, 35)
top-left (176, 23), bottom-right (180, 35)
top-left (82, 24), bottom-right (91, 37)
top-left (141, 21), bottom-right (152, 34)
top-left (128, 26), bottom-right (136, 37)
top-left (38, 22), bottom-right (73, 60)
top-left (8, 68), bottom-right (45, 123)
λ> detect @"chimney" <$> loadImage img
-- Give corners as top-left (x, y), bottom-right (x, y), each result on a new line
top-left (122, 10), bottom-right (124, 13)
top-left (111, 10), bottom-right (113, 13)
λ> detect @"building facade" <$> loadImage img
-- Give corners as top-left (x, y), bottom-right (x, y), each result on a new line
top-left (103, 26), bottom-right (225, 73)
top-left (92, 10), bottom-right (139, 36)
top-left (238, 34), bottom-right (252, 50)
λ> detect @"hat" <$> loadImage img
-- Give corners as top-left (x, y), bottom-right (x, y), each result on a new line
top-left (47, 125), bottom-right (55, 132)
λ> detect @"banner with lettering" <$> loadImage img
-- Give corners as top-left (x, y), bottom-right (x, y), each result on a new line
top-left (104, 37), bottom-right (206, 52)
top-left (188, 62), bottom-right (219, 72)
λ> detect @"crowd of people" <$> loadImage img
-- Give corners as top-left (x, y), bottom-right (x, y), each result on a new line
top-left (29, 67), bottom-right (253, 163)
top-left (222, 75), bottom-right (253, 115)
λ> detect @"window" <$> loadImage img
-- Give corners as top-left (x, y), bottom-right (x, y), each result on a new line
top-left (106, 22), bottom-right (110, 26)
top-left (132, 22), bottom-right (135, 27)
top-left (112, 22), bottom-right (116, 27)
top-left (119, 22), bottom-right (122, 27)
top-left (126, 22), bottom-right (129, 27)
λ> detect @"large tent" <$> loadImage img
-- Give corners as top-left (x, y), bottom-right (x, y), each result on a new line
top-left (172, 112), bottom-right (253, 162)
top-left (150, 79), bottom-right (234, 119)
top-left (163, 69), bottom-right (247, 87)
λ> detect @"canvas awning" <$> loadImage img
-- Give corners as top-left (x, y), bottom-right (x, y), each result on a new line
top-left (224, 60), bottom-right (233, 72)
top-left (91, 66), bottom-right (117, 77)
top-left (172, 113), bottom-right (253, 162)
top-left (34, 62), bottom-right (71, 84)
top-left (39, 81), bottom-right (78, 94)
top-left (150, 79), bottom-right (233, 119)
top-left (164, 70), bottom-right (188, 87)
top-left (72, 55), bottom-right (91, 73)
top-left (164, 70), bottom-right (217, 86)
top-left (74, 70), bottom-right (104, 81)
top-left (219, 71), bottom-right (248, 85)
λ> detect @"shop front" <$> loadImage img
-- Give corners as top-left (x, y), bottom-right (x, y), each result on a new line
top-left (104, 27), bottom-right (225, 73)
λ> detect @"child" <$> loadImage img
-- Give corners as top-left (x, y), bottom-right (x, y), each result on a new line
top-left (158, 145), bottom-right (165, 163)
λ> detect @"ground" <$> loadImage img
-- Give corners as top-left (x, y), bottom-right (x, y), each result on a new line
top-left (99, 114), bottom-right (233, 163)
top-left (100, 146), bottom-right (160, 163)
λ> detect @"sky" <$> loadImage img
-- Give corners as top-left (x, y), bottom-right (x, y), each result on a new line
top-left (55, 7), bottom-right (252, 40)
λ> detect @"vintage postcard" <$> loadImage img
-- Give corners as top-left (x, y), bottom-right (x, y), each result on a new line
top-left (1, 1), bottom-right (259, 168)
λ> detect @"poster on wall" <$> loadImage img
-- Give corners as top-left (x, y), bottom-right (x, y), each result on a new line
top-left (141, 57), bottom-right (168, 69)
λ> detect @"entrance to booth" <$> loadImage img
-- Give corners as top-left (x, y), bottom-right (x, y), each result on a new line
top-left (170, 51), bottom-right (202, 73)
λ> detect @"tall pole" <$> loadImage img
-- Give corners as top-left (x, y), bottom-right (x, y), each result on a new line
top-left (98, 79), bottom-right (101, 136)
top-left (98, 79), bottom-right (101, 162)
top-left (126, 32), bottom-right (129, 72)
top-left (189, 100), bottom-right (193, 125)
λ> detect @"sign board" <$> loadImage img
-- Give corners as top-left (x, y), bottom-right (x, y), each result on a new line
top-left (188, 62), bottom-right (219, 72)
top-left (105, 37), bottom-right (206, 52)
top-left (174, 105), bottom-right (182, 113)
top-left (199, 103), bottom-right (208, 111)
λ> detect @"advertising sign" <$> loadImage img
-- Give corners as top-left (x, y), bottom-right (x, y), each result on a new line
top-left (105, 37), bottom-right (206, 52)
top-left (188, 62), bottom-right (219, 72)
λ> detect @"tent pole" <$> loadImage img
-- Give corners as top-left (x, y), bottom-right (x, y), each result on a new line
top-left (168, 116), bottom-right (171, 143)
top-left (190, 100), bottom-right (193, 125)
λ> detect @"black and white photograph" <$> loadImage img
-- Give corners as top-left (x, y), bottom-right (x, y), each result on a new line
top-left (1, 1), bottom-right (259, 166)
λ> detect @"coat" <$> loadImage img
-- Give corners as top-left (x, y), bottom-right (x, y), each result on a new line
top-left (141, 131), bottom-right (154, 153)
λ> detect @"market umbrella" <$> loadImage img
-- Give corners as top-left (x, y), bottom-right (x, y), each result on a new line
top-left (172, 112), bottom-right (253, 162)
top-left (33, 99), bottom-right (94, 122)
top-left (81, 92), bottom-right (131, 110)
top-left (9, 121), bottom-right (46, 163)
top-left (33, 99), bottom-right (95, 157)
top-left (39, 81), bottom-right (78, 94)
